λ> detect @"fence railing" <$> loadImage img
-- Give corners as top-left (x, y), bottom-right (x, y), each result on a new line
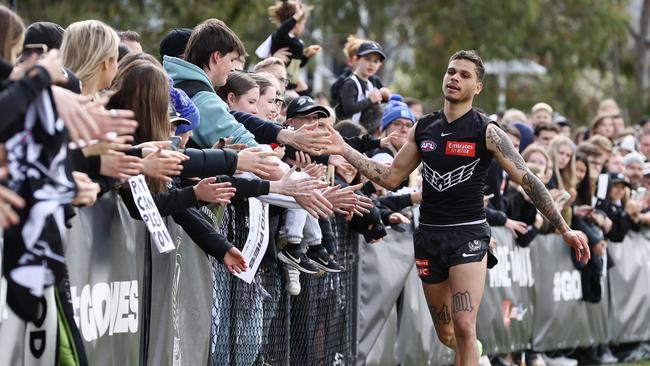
top-left (1, 192), bottom-right (649, 365)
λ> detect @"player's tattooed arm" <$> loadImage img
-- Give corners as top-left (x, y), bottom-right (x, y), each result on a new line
top-left (342, 144), bottom-right (391, 184)
top-left (486, 124), bottom-right (569, 233)
top-left (329, 123), bottom-right (420, 190)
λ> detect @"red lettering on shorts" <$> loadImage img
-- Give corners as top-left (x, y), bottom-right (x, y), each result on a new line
top-left (415, 258), bottom-right (430, 277)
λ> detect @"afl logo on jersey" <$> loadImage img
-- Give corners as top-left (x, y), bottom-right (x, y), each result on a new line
top-left (420, 140), bottom-right (437, 151)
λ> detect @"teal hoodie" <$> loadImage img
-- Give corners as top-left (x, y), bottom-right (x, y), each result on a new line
top-left (163, 56), bottom-right (258, 147)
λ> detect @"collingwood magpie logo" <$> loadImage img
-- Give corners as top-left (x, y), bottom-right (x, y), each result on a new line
top-left (422, 158), bottom-right (480, 192)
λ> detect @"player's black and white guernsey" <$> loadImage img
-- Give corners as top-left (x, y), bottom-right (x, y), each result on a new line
top-left (413, 108), bottom-right (498, 283)
top-left (415, 108), bottom-right (494, 226)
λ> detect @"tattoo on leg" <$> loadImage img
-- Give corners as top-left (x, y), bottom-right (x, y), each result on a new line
top-left (429, 304), bottom-right (451, 325)
top-left (452, 291), bottom-right (473, 313)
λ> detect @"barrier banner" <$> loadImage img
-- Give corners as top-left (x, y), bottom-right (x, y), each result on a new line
top-left (147, 222), bottom-right (213, 366)
top-left (530, 234), bottom-right (608, 351)
top-left (608, 231), bottom-right (650, 343)
top-left (478, 227), bottom-right (535, 354)
top-left (355, 227), bottom-right (453, 366)
top-left (64, 193), bottom-right (145, 365)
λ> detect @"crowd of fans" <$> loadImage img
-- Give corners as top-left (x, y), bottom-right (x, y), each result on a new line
top-left (1, 0), bottom-right (649, 365)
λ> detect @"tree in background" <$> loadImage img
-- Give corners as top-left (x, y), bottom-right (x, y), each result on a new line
top-left (12, 0), bottom-right (650, 125)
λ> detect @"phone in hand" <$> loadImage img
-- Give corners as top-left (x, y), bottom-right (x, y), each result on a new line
top-left (632, 187), bottom-right (647, 202)
top-left (20, 43), bottom-right (48, 61)
top-left (169, 136), bottom-right (181, 150)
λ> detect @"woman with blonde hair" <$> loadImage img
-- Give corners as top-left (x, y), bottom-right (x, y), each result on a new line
top-left (0, 4), bottom-right (24, 64)
top-left (61, 20), bottom-right (119, 96)
top-left (548, 136), bottom-right (577, 192)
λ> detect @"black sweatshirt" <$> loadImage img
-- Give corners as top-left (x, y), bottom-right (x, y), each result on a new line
top-left (230, 111), bottom-right (283, 145)
top-left (337, 76), bottom-right (383, 132)
top-left (270, 17), bottom-right (309, 67)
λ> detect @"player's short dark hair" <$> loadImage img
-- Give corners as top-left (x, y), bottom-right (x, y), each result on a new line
top-left (449, 50), bottom-right (485, 81)
top-left (185, 19), bottom-right (246, 70)
top-left (118, 30), bottom-right (140, 43)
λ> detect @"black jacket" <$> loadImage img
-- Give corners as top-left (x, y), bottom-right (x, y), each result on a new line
top-left (0, 63), bottom-right (52, 140)
top-left (595, 199), bottom-right (640, 242)
top-left (270, 17), bottom-right (308, 67)
top-left (181, 148), bottom-right (238, 177)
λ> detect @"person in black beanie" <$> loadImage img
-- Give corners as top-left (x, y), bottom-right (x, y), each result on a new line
top-left (159, 28), bottom-right (192, 60)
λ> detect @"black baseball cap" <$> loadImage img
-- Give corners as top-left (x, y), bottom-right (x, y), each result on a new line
top-left (356, 41), bottom-right (386, 61)
top-left (609, 172), bottom-right (631, 188)
top-left (159, 28), bottom-right (192, 59)
top-left (286, 96), bottom-right (330, 119)
top-left (169, 103), bottom-right (191, 126)
top-left (23, 22), bottom-right (65, 49)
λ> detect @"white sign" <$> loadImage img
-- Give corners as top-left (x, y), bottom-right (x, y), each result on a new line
top-left (234, 198), bottom-right (269, 284)
top-left (128, 175), bottom-right (175, 253)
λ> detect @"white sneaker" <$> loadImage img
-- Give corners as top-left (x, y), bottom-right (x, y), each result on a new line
top-left (479, 355), bottom-right (492, 366)
top-left (541, 354), bottom-right (577, 366)
top-left (285, 266), bottom-right (301, 296)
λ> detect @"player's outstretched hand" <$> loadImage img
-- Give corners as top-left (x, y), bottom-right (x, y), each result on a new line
top-left (562, 229), bottom-right (590, 264)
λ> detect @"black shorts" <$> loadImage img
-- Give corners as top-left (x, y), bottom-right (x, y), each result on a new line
top-left (413, 222), bottom-right (498, 284)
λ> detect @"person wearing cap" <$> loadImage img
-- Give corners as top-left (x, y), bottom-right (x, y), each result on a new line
top-left (530, 102), bottom-right (554, 126)
top-left (336, 40), bottom-right (391, 134)
top-left (616, 134), bottom-right (637, 156)
top-left (594, 172), bottom-right (639, 242)
top-left (278, 96), bottom-right (347, 285)
top-left (554, 114), bottom-right (572, 138)
top-left (624, 151), bottom-right (645, 189)
top-left (379, 94), bottom-right (416, 154)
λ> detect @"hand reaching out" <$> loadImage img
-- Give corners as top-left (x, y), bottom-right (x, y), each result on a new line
top-left (269, 166), bottom-right (327, 197)
top-left (213, 136), bottom-right (247, 152)
top-left (71, 171), bottom-right (101, 207)
top-left (223, 247), bottom-right (248, 274)
top-left (100, 153), bottom-right (143, 180)
top-left (388, 212), bottom-right (411, 225)
top-left (141, 148), bottom-right (184, 183)
top-left (0, 185), bottom-right (25, 229)
top-left (193, 178), bottom-right (236, 205)
top-left (562, 229), bottom-right (590, 264)
top-left (236, 147), bottom-right (279, 178)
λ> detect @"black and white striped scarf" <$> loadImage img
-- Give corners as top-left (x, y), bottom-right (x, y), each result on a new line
top-left (2, 88), bottom-right (75, 322)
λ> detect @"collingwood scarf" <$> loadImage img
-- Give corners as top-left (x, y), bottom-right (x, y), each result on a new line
top-left (3, 88), bottom-right (75, 322)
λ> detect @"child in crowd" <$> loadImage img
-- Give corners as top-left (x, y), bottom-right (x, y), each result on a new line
top-left (256, 0), bottom-right (320, 93)
top-left (335, 40), bottom-right (390, 134)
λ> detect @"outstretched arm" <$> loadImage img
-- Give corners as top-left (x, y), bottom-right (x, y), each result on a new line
top-left (485, 123), bottom-right (590, 263)
top-left (326, 124), bottom-right (420, 190)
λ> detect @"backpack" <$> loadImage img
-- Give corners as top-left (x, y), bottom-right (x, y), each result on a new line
top-left (174, 80), bottom-right (212, 99)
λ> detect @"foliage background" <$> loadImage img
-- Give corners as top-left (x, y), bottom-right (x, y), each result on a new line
top-left (10, 0), bottom-right (650, 126)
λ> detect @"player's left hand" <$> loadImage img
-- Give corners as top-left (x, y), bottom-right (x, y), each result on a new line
top-left (562, 229), bottom-right (590, 264)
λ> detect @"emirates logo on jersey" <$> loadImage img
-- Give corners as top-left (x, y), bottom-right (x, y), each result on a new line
top-left (445, 141), bottom-right (476, 157)
top-left (420, 140), bottom-right (437, 151)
